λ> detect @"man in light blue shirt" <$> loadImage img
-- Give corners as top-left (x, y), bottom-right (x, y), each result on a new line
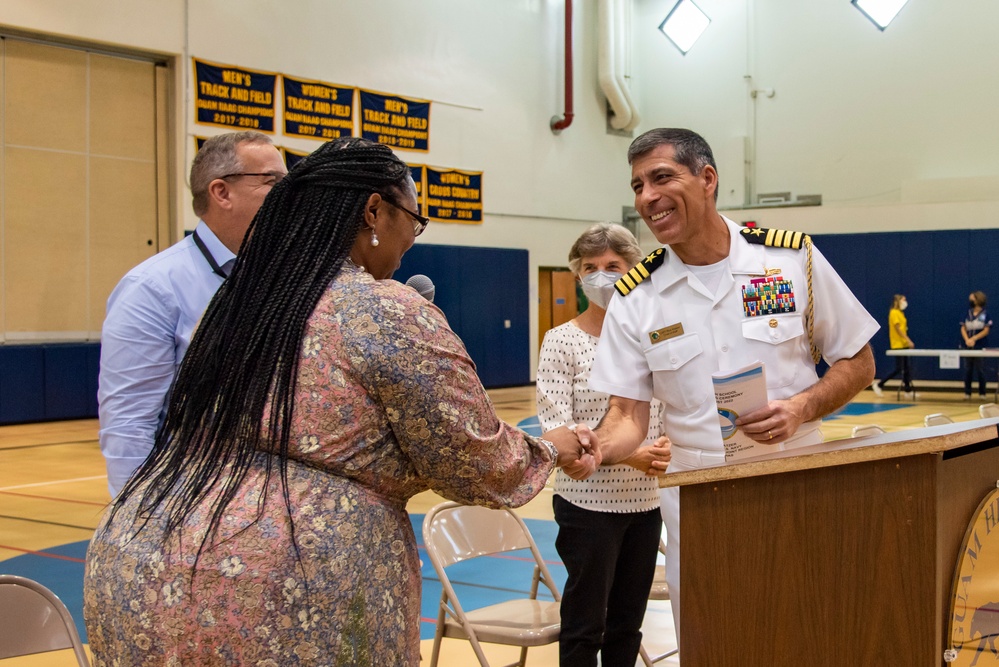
top-left (98, 132), bottom-right (287, 496)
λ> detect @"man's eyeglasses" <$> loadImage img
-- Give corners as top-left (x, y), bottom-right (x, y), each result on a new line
top-left (382, 196), bottom-right (430, 237)
top-left (219, 172), bottom-right (287, 187)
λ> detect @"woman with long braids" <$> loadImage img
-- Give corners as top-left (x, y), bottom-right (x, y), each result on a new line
top-left (83, 137), bottom-right (596, 666)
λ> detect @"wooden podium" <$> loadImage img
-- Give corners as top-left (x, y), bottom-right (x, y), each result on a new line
top-left (661, 418), bottom-right (999, 665)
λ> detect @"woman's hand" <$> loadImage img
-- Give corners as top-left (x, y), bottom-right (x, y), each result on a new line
top-left (623, 436), bottom-right (672, 476)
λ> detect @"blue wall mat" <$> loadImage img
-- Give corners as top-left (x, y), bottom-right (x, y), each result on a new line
top-left (0, 345), bottom-right (46, 423)
top-left (397, 244), bottom-right (530, 388)
top-left (87, 345), bottom-right (101, 416)
top-left (0, 343), bottom-right (100, 424)
top-left (44, 344), bottom-right (96, 420)
top-left (813, 228), bottom-right (999, 384)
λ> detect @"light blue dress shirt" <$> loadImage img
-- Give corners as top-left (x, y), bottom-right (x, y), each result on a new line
top-left (98, 221), bottom-right (234, 496)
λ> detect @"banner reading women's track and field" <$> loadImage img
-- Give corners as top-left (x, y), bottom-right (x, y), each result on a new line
top-left (359, 89), bottom-right (430, 152)
top-left (193, 59), bottom-right (277, 132)
top-left (426, 167), bottom-right (482, 224)
top-left (282, 76), bottom-right (355, 141)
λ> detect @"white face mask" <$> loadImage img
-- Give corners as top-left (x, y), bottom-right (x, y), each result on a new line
top-left (580, 271), bottom-right (623, 309)
top-left (900, 300), bottom-right (908, 311)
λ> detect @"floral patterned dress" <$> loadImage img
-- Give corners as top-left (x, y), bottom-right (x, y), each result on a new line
top-left (84, 264), bottom-right (556, 666)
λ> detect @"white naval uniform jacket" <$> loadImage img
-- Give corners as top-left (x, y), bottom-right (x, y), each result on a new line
top-left (590, 217), bottom-right (879, 460)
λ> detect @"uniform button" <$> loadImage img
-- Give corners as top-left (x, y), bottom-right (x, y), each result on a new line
top-left (670, 356), bottom-right (678, 364)
top-left (721, 345), bottom-right (729, 352)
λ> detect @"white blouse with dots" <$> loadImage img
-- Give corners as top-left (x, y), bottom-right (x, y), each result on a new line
top-left (537, 320), bottom-right (664, 513)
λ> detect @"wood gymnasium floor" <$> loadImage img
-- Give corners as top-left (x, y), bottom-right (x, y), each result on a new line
top-left (0, 383), bottom-right (994, 666)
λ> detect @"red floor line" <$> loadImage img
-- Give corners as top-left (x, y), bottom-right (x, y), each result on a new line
top-left (0, 490), bottom-right (108, 507)
top-left (0, 544), bottom-right (87, 563)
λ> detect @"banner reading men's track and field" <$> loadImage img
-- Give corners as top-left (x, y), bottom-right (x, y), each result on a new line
top-left (282, 76), bottom-right (355, 141)
top-left (359, 89), bottom-right (430, 152)
top-left (193, 59), bottom-right (277, 133)
top-left (426, 167), bottom-right (482, 224)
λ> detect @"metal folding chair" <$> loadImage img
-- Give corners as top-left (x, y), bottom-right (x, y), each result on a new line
top-left (924, 413), bottom-right (954, 427)
top-left (422, 502), bottom-right (561, 667)
top-left (851, 424), bottom-right (886, 438)
top-left (0, 574), bottom-right (90, 666)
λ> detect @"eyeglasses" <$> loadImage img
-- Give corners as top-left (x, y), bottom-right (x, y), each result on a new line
top-left (382, 196), bottom-right (430, 237)
top-left (219, 172), bottom-right (287, 187)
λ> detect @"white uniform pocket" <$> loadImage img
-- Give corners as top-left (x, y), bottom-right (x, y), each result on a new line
top-left (741, 315), bottom-right (805, 389)
top-left (644, 333), bottom-right (709, 411)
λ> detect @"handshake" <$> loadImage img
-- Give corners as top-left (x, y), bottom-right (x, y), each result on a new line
top-left (542, 425), bottom-right (671, 480)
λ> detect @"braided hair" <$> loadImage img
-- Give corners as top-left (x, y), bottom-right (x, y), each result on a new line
top-left (110, 137), bottom-right (413, 550)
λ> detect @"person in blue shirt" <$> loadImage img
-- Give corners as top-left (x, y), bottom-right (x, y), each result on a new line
top-left (97, 131), bottom-right (286, 496)
top-left (961, 290), bottom-right (993, 399)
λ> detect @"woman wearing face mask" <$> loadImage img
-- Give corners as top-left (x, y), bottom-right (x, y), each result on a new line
top-left (872, 294), bottom-right (915, 397)
top-left (961, 291), bottom-right (992, 399)
top-left (537, 223), bottom-right (671, 667)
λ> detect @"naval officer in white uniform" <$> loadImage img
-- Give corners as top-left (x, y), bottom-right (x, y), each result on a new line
top-left (587, 128), bottom-right (879, 645)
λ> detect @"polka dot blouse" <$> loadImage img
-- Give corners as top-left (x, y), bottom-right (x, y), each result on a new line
top-left (537, 321), bottom-right (664, 513)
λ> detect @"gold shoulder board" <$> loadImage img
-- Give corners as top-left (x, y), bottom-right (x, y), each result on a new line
top-left (739, 226), bottom-right (810, 250)
top-left (615, 248), bottom-right (667, 296)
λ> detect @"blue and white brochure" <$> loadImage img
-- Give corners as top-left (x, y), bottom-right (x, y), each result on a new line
top-left (713, 361), bottom-right (772, 461)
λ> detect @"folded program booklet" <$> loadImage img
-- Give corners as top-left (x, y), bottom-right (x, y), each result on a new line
top-left (713, 361), bottom-right (774, 462)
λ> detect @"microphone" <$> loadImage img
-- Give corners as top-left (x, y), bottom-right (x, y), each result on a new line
top-left (405, 274), bottom-right (435, 302)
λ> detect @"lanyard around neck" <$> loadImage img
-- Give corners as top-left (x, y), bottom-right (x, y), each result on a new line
top-left (192, 229), bottom-right (228, 278)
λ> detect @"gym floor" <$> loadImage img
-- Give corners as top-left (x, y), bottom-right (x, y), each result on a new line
top-left (0, 384), bottom-right (990, 666)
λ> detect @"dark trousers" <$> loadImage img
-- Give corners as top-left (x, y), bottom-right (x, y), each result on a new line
top-left (553, 494), bottom-right (662, 667)
top-left (879, 355), bottom-right (912, 391)
top-left (965, 357), bottom-right (988, 396)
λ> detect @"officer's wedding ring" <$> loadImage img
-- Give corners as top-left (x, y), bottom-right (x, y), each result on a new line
top-left (767, 430), bottom-right (773, 440)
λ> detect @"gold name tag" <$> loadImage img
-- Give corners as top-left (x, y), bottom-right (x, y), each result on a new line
top-left (649, 323), bottom-right (684, 344)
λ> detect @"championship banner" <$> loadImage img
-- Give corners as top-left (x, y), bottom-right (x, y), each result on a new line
top-left (193, 58), bottom-right (277, 133)
top-left (282, 75), bottom-right (355, 141)
top-left (195, 136), bottom-right (208, 152)
top-left (409, 164), bottom-right (426, 215)
top-left (359, 89), bottom-right (430, 152)
top-left (426, 167), bottom-right (482, 224)
top-left (282, 146), bottom-right (312, 171)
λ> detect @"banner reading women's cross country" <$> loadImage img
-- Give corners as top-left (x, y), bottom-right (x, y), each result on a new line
top-left (425, 167), bottom-right (482, 224)
top-left (193, 58), bottom-right (277, 133)
top-left (359, 89), bottom-right (430, 152)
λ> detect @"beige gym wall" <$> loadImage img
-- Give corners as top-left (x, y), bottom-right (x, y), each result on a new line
top-left (0, 37), bottom-right (169, 341)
